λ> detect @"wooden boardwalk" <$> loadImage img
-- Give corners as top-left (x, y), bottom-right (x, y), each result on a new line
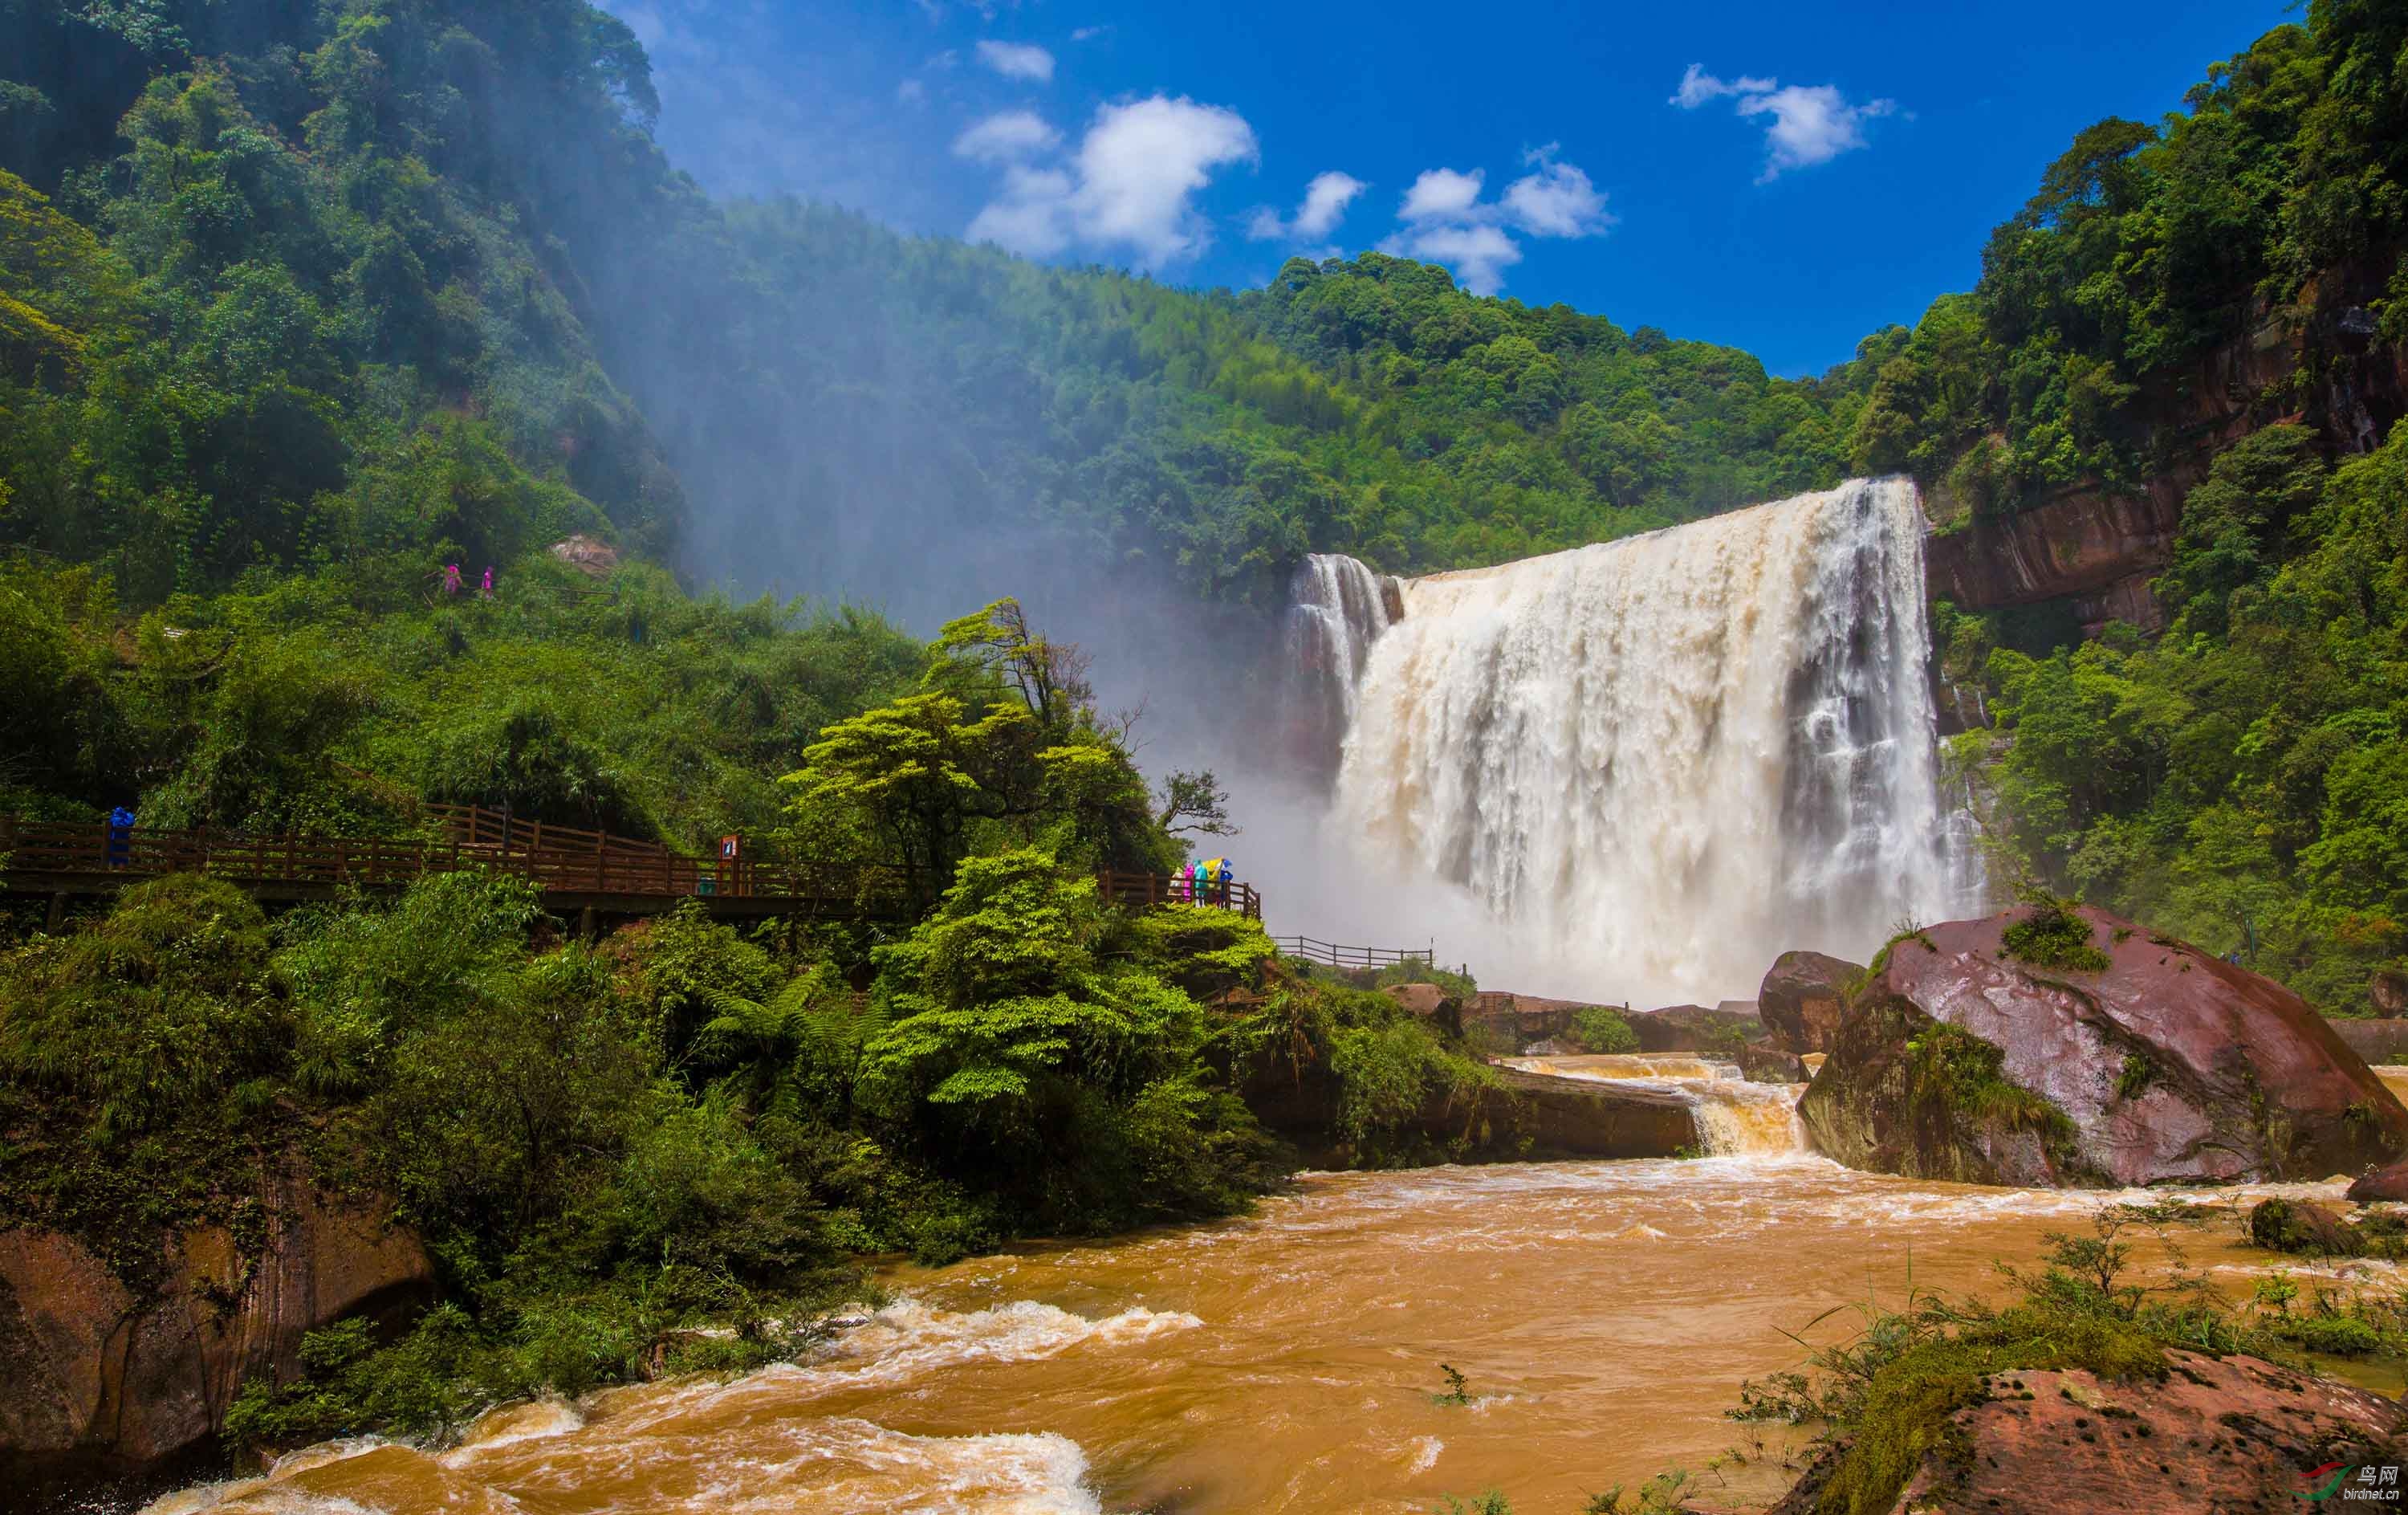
top-left (0, 807), bottom-right (1261, 925)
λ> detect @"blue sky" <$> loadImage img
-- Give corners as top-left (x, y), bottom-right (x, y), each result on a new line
top-left (601, 0), bottom-right (2295, 377)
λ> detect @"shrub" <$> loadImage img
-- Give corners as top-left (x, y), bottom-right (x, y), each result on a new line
top-left (2000, 895), bottom-right (2111, 973)
top-left (1569, 1005), bottom-right (1638, 1053)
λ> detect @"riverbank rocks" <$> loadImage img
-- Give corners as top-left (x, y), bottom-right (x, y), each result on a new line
top-left (2333, 1016), bottom-right (2408, 1065)
top-left (1800, 904), bottom-right (2408, 1187)
top-left (0, 1170), bottom-right (433, 1500)
top-left (1381, 982), bottom-right (1462, 1038)
top-left (1241, 1061), bottom-right (1698, 1164)
top-left (1769, 1350), bottom-right (2406, 1515)
top-left (1755, 951), bottom-right (1862, 1054)
top-left (1632, 1003), bottom-right (1763, 1055)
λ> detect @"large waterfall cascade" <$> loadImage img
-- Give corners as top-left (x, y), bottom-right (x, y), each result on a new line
top-left (1328, 478), bottom-right (1984, 1004)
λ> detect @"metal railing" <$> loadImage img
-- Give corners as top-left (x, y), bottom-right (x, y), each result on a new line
top-left (1271, 935), bottom-right (1446, 971)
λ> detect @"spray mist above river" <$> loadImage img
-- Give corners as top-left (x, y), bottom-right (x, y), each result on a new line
top-left (1292, 479), bottom-right (1983, 1004)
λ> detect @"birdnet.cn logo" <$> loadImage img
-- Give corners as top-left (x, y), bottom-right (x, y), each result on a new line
top-left (2300, 1464), bottom-right (2402, 1502)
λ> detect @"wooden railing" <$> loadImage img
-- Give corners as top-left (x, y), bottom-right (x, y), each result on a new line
top-left (0, 812), bottom-right (1263, 922)
top-left (1097, 869), bottom-right (1262, 920)
top-left (0, 813), bottom-right (915, 906)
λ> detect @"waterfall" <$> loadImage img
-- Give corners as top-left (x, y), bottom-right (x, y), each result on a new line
top-left (1504, 1054), bottom-right (1809, 1158)
top-left (1283, 553), bottom-right (1406, 774)
top-left (1335, 478), bottom-right (1983, 1004)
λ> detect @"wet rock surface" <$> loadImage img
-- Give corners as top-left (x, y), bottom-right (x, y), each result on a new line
top-left (1756, 951), bottom-right (1862, 1055)
top-left (1801, 906), bottom-right (2408, 1187)
top-left (2349, 1159), bottom-right (2408, 1204)
top-left (0, 1170), bottom-right (433, 1499)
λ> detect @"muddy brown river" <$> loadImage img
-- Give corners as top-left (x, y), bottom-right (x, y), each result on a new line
top-left (151, 1126), bottom-right (2392, 1515)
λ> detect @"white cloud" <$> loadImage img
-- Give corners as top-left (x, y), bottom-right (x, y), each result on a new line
top-left (1295, 170), bottom-right (1366, 238)
top-left (1668, 63), bottom-right (1774, 109)
top-left (1500, 143), bottom-right (1613, 237)
top-left (975, 39), bottom-right (1055, 83)
top-left (897, 78), bottom-right (927, 106)
top-left (1375, 146), bottom-right (1610, 294)
top-left (1400, 167), bottom-right (1486, 222)
top-left (965, 94), bottom-right (1258, 268)
top-left (1381, 223), bottom-right (1523, 296)
top-left (953, 108), bottom-right (1060, 161)
top-left (1670, 65), bottom-right (1898, 181)
top-left (1072, 24), bottom-right (1110, 42)
top-left (1248, 169), bottom-right (1368, 244)
top-left (1739, 83), bottom-right (1896, 181)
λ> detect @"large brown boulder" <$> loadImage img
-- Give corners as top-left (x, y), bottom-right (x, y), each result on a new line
top-left (1801, 905), bottom-right (2408, 1187)
top-left (0, 1169), bottom-right (433, 1497)
top-left (1381, 982), bottom-right (1461, 1040)
top-left (1770, 1350), bottom-right (2406, 1515)
top-left (1755, 951), bottom-right (1862, 1054)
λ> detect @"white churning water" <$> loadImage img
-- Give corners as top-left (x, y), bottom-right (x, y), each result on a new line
top-left (1332, 478), bottom-right (1983, 1005)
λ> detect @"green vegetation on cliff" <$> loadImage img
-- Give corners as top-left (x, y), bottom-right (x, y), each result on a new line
top-left (1872, 2), bottom-right (2408, 1012)
top-left (0, 601), bottom-right (1498, 1455)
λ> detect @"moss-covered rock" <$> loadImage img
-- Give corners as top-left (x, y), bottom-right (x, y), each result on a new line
top-left (1802, 904), bottom-right (2408, 1187)
top-left (1799, 992), bottom-right (2098, 1185)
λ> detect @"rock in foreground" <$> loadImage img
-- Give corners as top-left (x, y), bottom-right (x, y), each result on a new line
top-left (0, 1172), bottom-right (433, 1499)
top-left (1770, 1350), bottom-right (2406, 1515)
top-left (1800, 904), bottom-right (2408, 1186)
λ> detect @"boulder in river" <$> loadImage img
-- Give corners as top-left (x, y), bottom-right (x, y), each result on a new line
top-left (1755, 950), bottom-right (1862, 1054)
top-left (1767, 1350), bottom-right (2407, 1515)
top-left (2348, 1156), bottom-right (2408, 1203)
top-left (1800, 903), bottom-right (2408, 1187)
top-left (0, 1169), bottom-right (433, 1498)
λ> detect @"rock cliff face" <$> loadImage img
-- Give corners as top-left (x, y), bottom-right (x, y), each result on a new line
top-left (0, 1169), bottom-right (433, 1500)
top-left (1801, 906), bottom-right (2408, 1187)
top-left (1925, 287), bottom-right (2408, 633)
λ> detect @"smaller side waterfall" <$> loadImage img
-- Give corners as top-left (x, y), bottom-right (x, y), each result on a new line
top-left (1505, 1054), bottom-right (1808, 1159)
top-left (1283, 553), bottom-right (1406, 774)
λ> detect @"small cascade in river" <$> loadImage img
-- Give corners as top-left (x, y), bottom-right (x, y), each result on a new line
top-left (1332, 478), bottom-right (1987, 1004)
top-left (1504, 1053), bottom-right (1808, 1158)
